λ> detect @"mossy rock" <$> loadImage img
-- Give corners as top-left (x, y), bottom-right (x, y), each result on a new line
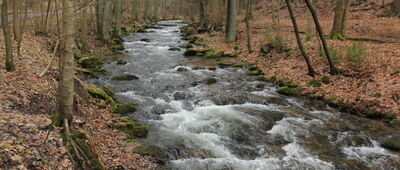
top-left (87, 87), bottom-right (115, 105)
top-left (321, 76), bottom-right (330, 84)
top-left (110, 44), bottom-right (125, 52)
top-left (78, 57), bottom-right (103, 69)
top-left (169, 47), bottom-right (181, 51)
top-left (365, 109), bottom-right (378, 118)
top-left (112, 117), bottom-right (148, 138)
top-left (177, 67), bottom-right (189, 72)
top-left (132, 145), bottom-right (150, 155)
top-left (112, 74), bottom-right (139, 81)
top-left (102, 85), bottom-right (116, 100)
top-left (232, 64), bottom-right (243, 68)
top-left (204, 52), bottom-right (221, 59)
top-left (308, 80), bottom-right (322, 87)
top-left (117, 60), bottom-right (127, 65)
top-left (388, 119), bottom-right (398, 127)
top-left (112, 103), bottom-right (137, 115)
top-left (276, 86), bottom-right (302, 96)
top-left (218, 62), bottom-right (231, 68)
top-left (183, 48), bottom-right (209, 57)
top-left (185, 44), bottom-right (194, 49)
top-left (249, 65), bottom-right (259, 71)
top-left (256, 75), bottom-right (267, 81)
top-left (246, 70), bottom-right (264, 76)
top-left (381, 135), bottom-right (400, 151)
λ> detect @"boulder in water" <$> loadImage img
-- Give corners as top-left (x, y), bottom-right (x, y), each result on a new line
top-left (117, 59), bottom-right (127, 65)
top-left (140, 38), bottom-right (151, 42)
top-left (112, 74), bottom-right (139, 81)
top-left (112, 103), bottom-right (137, 115)
top-left (204, 78), bottom-right (217, 85)
top-left (176, 67), bottom-right (188, 72)
top-left (381, 135), bottom-right (400, 151)
top-left (169, 47), bottom-right (181, 51)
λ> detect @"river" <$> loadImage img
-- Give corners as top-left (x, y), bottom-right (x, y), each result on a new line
top-left (88, 20), bottom-right (400, 170)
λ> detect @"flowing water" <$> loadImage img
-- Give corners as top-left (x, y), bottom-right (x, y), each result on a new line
top-left (89, 20), bottom-right (400, 170)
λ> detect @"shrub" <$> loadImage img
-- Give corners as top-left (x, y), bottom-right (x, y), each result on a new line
top-left (264, 26), bottom-right (286, 53)
top-left (318, 48), bottom-right (342, 63)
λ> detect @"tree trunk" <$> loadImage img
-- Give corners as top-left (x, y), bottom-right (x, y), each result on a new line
top-left (2, 0), bottom-right (15, 72)
top-left (245, 0), bottom-right (252, 53)
top-left (304, 0), bottom-right (339, 74)
top-left (57, 0), bottom-right (75, 126)
top-left (114, 0), bottom-right (122, 36)
top-left (225, 0), bottom-right (237, 42)
top-left (96, 0), bottom-right (105, 36)
top-left (285, 0), bottom-right (316, 76)
top-left (199, 0), bottom-right (206, 27)
top-left (330, 0), bottom-right (351, 40)
top-left (13, 0), bottom-right (23, 56)
top-left (102, 0), bottom-right (112, 41)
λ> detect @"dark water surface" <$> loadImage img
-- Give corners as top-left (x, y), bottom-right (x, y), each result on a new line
top-left (89, 20), bottom-right (400, 170)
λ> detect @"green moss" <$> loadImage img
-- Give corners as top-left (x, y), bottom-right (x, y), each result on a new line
top-left (381, 136), bottom-right (400, 151)
top-left (308, 80), bottom-right (322, 87)
top-left (111, 74), bottom-right (139, 81)
top-left (183, 49), bottom-right (208, 57)
top-left (132, 145), bottom-right (150, 155)
top-left (110, 44), bottom-right (125, 52)
top-left (111, 117), bottom-right (148, 138)
top-left (256, 75), bottom-right (267, 81)
top-left (112, 103), bottom-right (137, 115)
top-left (204, 51), bottom-right (222, 59)
top-left (102, 85), bottom-right (115, 100)
top-left (249, 65), bottom-right (259, 71)
top-left (117, 60), bottom-right (127, 65)
top-left (321, 76), bottom-right (330, 84)
top-left (87, 87), bottom-right (116, 105)
top-left (218, 62), bottom-right (231, 67)
top-left (276, 86), bottom-right (302, 96)
top-left (78, 57), bottom-right (103, 69)
top-left (232, 64), bottom-right (243, 68)
top-left (365, 109), bottom-right (377, 118)
top-left (388, 119), bottom-right (398, 127)
top-left (185, 44), bottom-right (194, 49)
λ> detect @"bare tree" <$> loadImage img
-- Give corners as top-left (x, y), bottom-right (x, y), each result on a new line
top-left (2, 0), bottom-right (15, 71)
top-left (225, 0), bottom-right (237, 42)
top-left (330, 0), bottom-right (351, 40)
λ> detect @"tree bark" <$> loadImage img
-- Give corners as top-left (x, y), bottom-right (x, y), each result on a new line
top-left (13, 0), bottom-right (23, 56)
top-left (114, 0), bottom-right (122, 36)
top-left (245, 0), bottom-right (252, 53)
top-left (102, 0), bottom-right (112, 41)
top-left (304, 0), bottom-right (339, 74)
top-left (330, 0), bottom-right (351, 40)
top-left (2, 0), bottom-right (15, 72)
top-left (58, 0), bottom-right (75, 125)
top-left (285, 0), bottom-right (316, 76)
top-left (225, 0), bottom-right (237, 42)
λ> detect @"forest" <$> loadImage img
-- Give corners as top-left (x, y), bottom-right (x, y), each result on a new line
top-left (0, 0), bottom-right (399, 169)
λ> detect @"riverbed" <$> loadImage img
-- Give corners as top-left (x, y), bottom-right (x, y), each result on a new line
top-left (89, 20), bottom-right (400, 170)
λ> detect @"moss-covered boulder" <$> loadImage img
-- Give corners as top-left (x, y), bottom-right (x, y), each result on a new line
top-left (112, 117), bottom-right (148, 138)
top-left (308, 80), bottom-right (322, 87)
top-left (110, 44), bottom-right (125, 52)
top-left (132, 145), bottom-right (150, 155)
top-left (78, 57), bottom-right (103, 69)
top-left (102, 85), bottom-right (116, 100)
top-left (117, 60), bottom-right (128, 65)
top-left (256, 75), bottom-right (267, 81)
top-left (87, 87), bottom-right (116, 105)
top-left (204, 51), bottom-right (221, 59)
top-left (183, 48), bottom-right (209, 57)
top-left (218, 62), bottom-right (231, 68)
top-left (381, 135), bottom-right (400, 151)
top-left (112, 74), bottom-right (139, 81)
top-left (232, 64), bottom-right (244, 68)
top-left (276, 86), bottom-right (302, 96)
top-left (112, 103), bottom-right (137, 115)
top-left (246, 66), bottom-right (265, 76)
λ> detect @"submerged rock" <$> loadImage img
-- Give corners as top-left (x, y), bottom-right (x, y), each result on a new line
top-left (169, 47), bottom-right (181, 51)
top-left (140, 38), bottom-right (151, 42)
top-left (204, 78), bottom-right (217, 85)
top-left (176, 67), bottom-right (188, 72)
top-left (173, 92), bottom-right (186, 100)
top-left (116, 59), bottom-right (127, 65)
top-left (112, 74), bottom-right (139, 81)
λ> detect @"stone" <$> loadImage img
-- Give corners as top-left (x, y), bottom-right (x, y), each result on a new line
top-left (112, 74), bottom-right (139, 81)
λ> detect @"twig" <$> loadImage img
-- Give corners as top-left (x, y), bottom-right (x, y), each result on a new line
top-left (39, 39), bottom-right (60, 77)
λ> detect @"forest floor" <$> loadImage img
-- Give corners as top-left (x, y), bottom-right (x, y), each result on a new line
top-left (0, 21), bottom-right (157, 169)
top-left (199, 0), bottom-right (400, 124)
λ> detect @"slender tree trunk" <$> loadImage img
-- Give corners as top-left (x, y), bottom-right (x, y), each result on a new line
top-left (285, 0), bottom-right (316, 76)
top-left (13, 0), bottom-right (23, 56)
top-left (304, 0), bottom-right (339, 74)
top-left (114, 0), bottom-right (122, 36)
top-left (225, 0), bottom-right (237, 42)
top-left (58, 0), bottom-right (75, 125)
top-left (2, 0), bottom-right (15, 71)
top-left (245, 0), bottom-right (252, 53)
top-left (80, 0), bottom-right (88, 47)
top-left (102, 0), bottom-right (112, 41)
top-left (393, 0), bottom-right (400, 15)
top-left (199, 0), bottom-right (206, 27)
